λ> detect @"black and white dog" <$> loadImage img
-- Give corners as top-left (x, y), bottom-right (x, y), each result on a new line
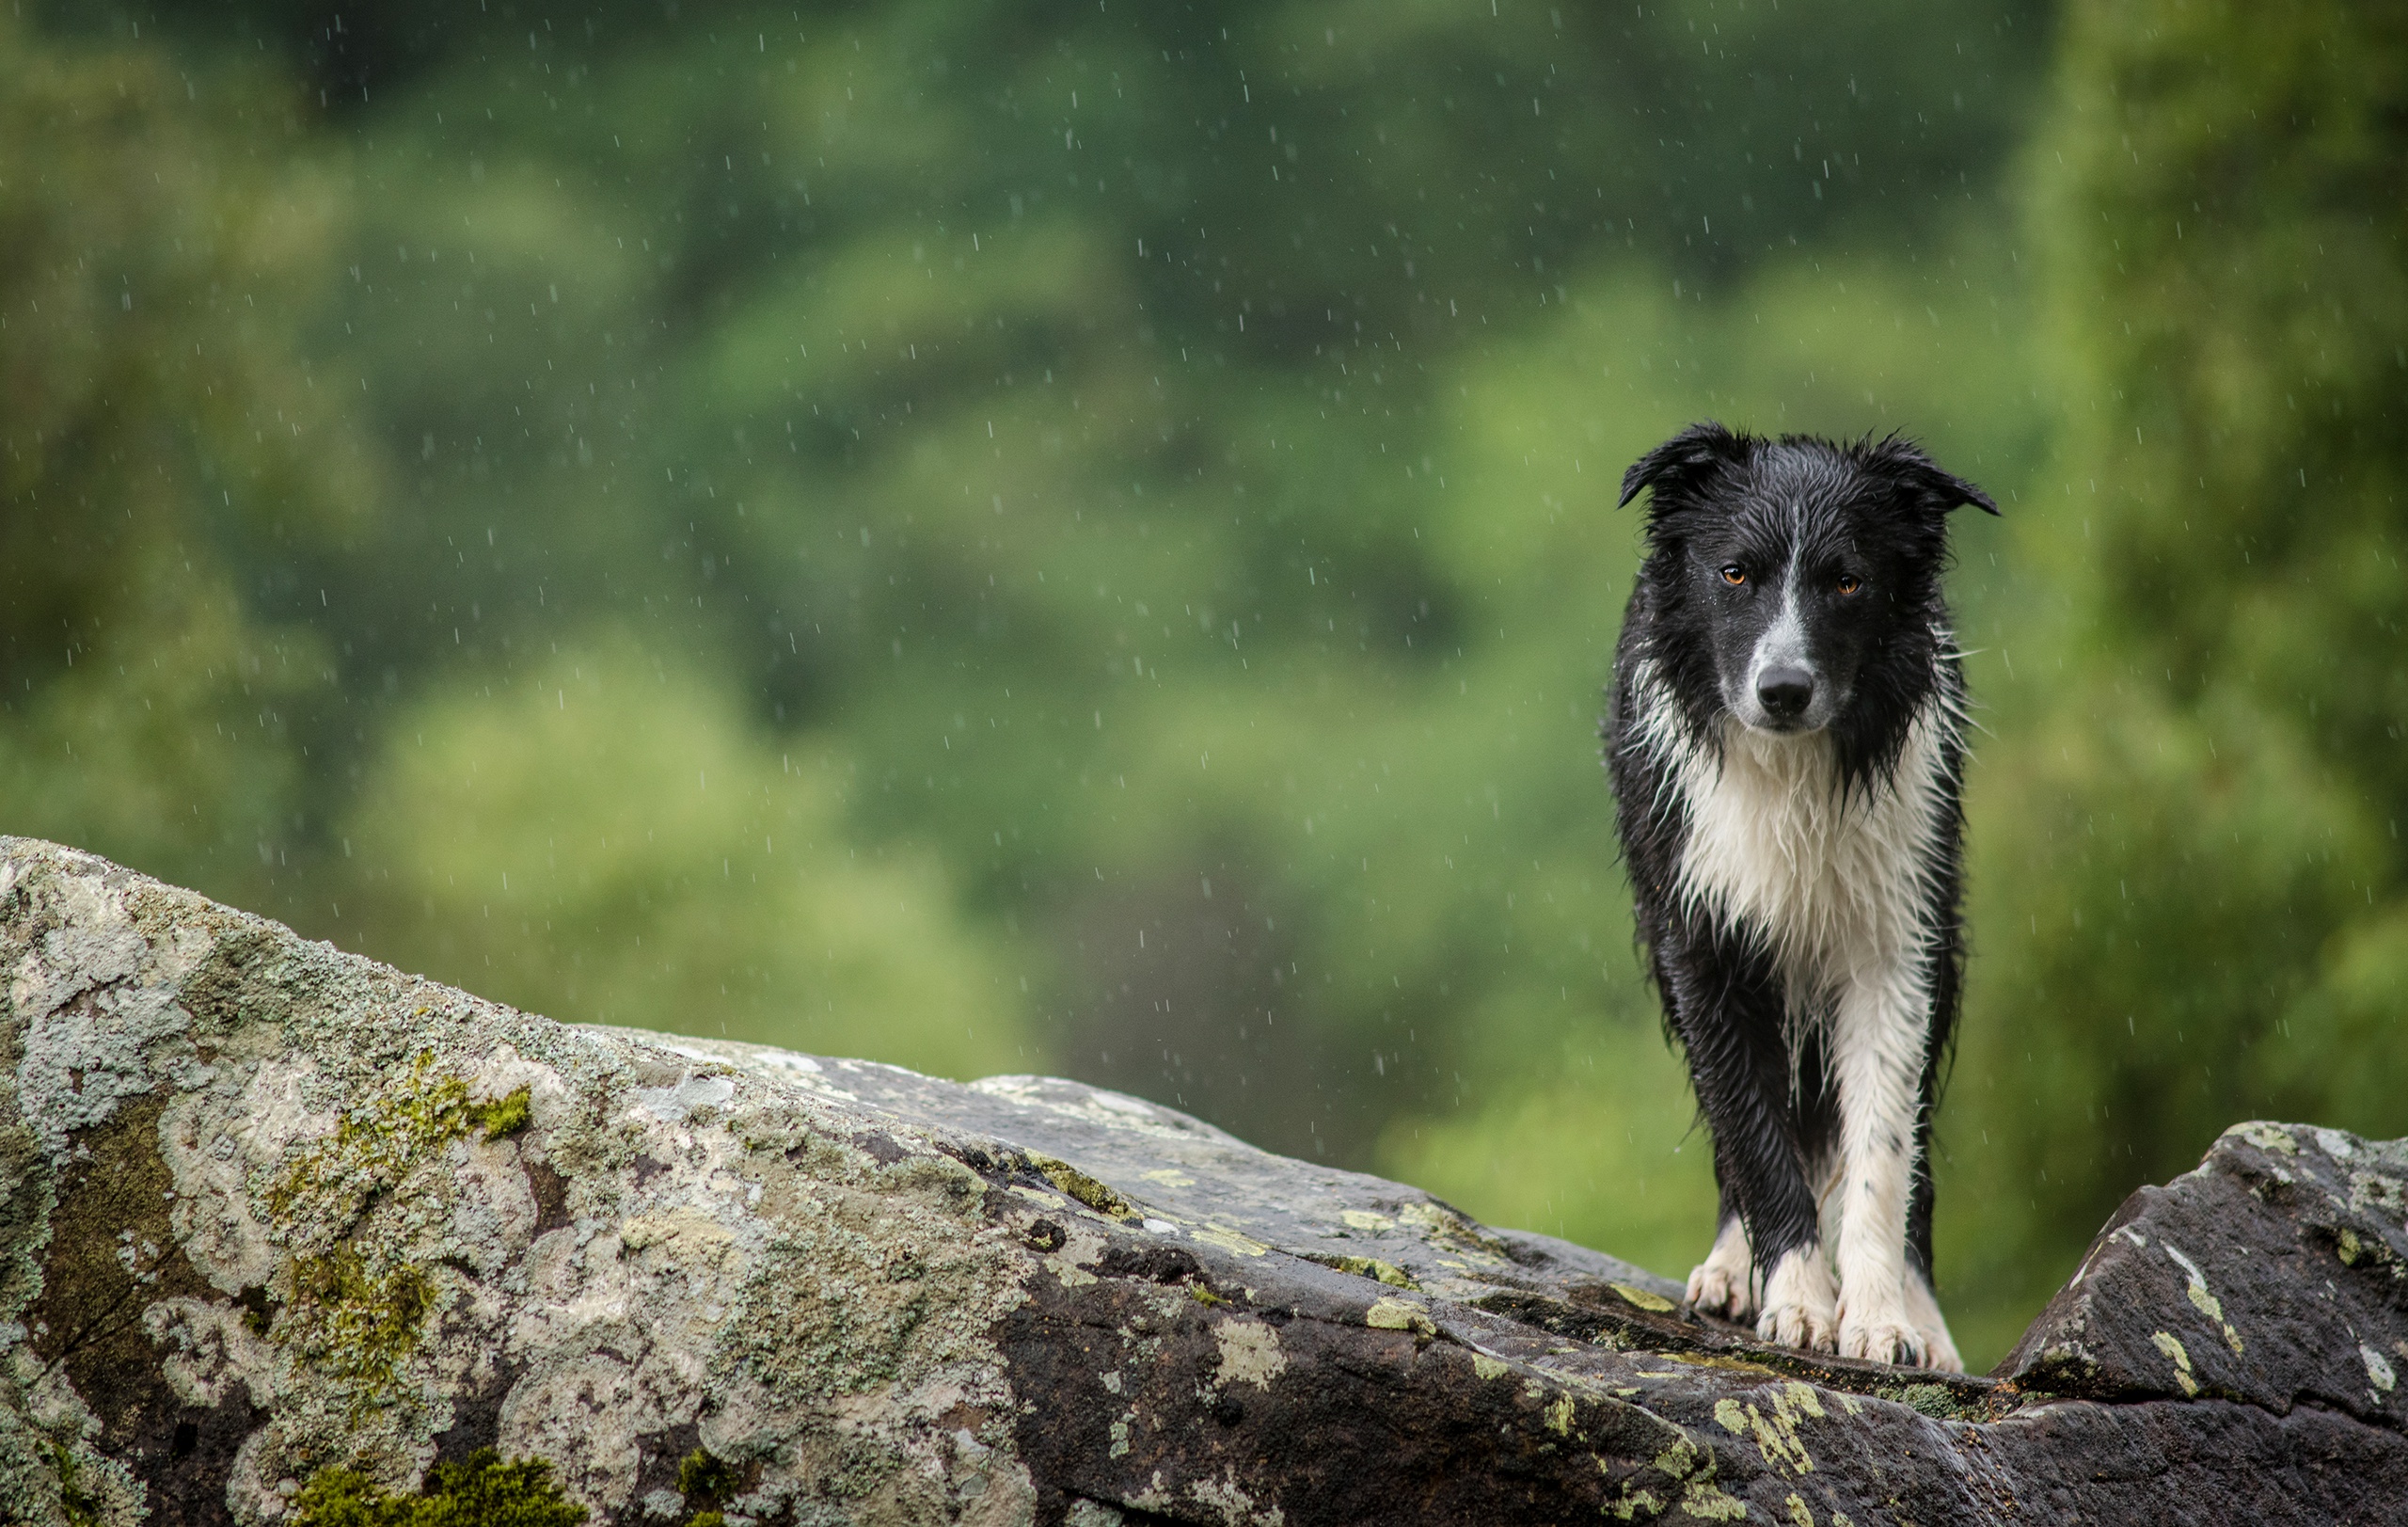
top-left (1604, 422), bottom-right (1995, 1371)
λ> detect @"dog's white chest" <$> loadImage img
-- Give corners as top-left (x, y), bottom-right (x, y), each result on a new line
top-left (1665, 707), bottom-right (1948, 988)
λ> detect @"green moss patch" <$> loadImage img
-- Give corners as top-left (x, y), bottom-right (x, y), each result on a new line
top-left (268, 1055), bottom-right (531, 1227)
top-left (293, 1448), bottom-right (585, 1527)
top-left (284, 1245), bottom-right (436, 1385)
top-left (265, 1057), bottom-right (531, 1391)
top-left (676, 1448), bottom-right (740, 1503)
top-left (47, 1443), bottom-right (103, 1527)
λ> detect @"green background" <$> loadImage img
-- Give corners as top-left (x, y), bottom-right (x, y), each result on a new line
top-left (6, 0), bottom-right (2400, 1370)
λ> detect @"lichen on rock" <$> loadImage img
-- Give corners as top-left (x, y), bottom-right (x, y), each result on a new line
top-left (7, 837), bottom-right (2408, 1526)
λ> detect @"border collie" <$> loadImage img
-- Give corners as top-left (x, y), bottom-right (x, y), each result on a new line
top-left (1604, 422), bottom-right (1995, 1371)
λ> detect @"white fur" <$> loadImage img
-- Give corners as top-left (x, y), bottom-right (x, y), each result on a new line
top-left (1687, 1216), bottom-right (1754, 1319)
top-left (1905, 1269), bottom-right (1964, 1373)
top-left (1756, 1246), bottom-right (1837, 1353)
top-left (1632, 658), bottom-right (1962, 1367)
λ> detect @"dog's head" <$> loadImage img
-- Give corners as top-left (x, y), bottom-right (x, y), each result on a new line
top-left (1619, 422), bottom-right (1995, 744)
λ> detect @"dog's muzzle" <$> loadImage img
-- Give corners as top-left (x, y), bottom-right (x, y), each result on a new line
top-left (1755, 666), bottom-right (1815, 723)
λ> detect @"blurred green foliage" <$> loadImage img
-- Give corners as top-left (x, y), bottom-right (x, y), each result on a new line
top-left (4, 0), bottom-right (2400, 1374)
top-left (1941, 0), bottom-right (2408, 1358)
top-left (350, 634), bottom-right (1021, 1075)
top-left (0, 21), bottom-right (371, 899)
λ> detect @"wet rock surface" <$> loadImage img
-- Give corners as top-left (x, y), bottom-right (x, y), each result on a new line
top-left (2005, 1121), bottom-right (2408, 1428)
top-left (2, 836), bottom-right (2404, 1526)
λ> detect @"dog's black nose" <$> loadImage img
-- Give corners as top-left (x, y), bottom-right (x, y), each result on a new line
top-left (1756, 667), bottom-right (1814, 718)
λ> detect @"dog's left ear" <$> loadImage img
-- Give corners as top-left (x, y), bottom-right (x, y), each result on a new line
top-left (1862, 434), bottom-right (2001, 517)
top-left (1619, 421), bottom-right (1745, 509)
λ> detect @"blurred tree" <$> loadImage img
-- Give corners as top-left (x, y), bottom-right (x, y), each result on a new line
top-left (168, 0), bottom-right (2040, 1159)
top-left (11, 0), bottom-right (2086, 1367)
top-left (1943, 0), bottom-right (2408, 1360)
top-left (0, 14), bottom-right (372, 900)
top-left (347, 634), bottom-right (1026, 1076)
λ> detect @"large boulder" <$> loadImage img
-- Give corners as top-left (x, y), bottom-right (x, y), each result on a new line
top-left (2, 836), bottom-right (2403, 1525)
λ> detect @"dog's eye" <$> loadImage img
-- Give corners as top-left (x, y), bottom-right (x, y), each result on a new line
top-left (1836, 575), bottom-right (1861, 596)
top-left (1719, 565), bottom-right (1748, 586)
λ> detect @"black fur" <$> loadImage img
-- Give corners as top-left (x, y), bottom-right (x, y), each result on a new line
top-left (1604, 422), bottom-right (1994, 1360)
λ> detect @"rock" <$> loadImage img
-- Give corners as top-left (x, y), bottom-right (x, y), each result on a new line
top-left (2005, 1121), bottom-right (2408, 1426)
top-left (1, 835), bottom-right (2404, 1526)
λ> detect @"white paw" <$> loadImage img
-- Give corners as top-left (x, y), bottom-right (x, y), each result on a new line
top-left (1752, 1247), bottom-right (1837, 1353)
top-left (1687, 1260), bottom-right (1751, 1320)
top-left (1686, 1218), bottom-right (1755, 1319)
top-left (1904, 1272), bottom-right (1965, 1373)
top-left (1837, 1312), bottom-right (1927, 1367)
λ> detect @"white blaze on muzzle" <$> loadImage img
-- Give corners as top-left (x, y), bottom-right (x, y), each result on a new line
top-left (1741, 541), bottom-right (1819, 727)
top-left (1751, 574), bottom-right (1812, 684)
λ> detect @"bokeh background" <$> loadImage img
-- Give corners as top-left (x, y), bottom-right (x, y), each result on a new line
top-left (6, 0), bottom-right (2401, 1370)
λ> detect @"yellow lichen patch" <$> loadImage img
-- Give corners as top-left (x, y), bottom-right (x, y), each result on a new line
top-left (1713, 1386), bottom-right (1816, 1475)
top-left (1305, 1252), bottom-right (1418, 1289)
top-left (1638, 1435), bottom-right (1750, 1525)
top-left (1190, 1224), bottom-right (1270, 1258)
top-left (1027, 1154), bottom-right (1137, 1220)
top-left (1760, 1386), bottom-right (1821, 1472)
top-left (1140, 1168), bottom-right (1195, 1188)
top-left (1471, 1354), bottom-right (1512, 1380)
top-left (1187, 1467), bottom-right (1286, 1527)
top-left (1395, 1200), bottom-right (1508, 1262)
top-left (1609, 1281), bottom-right (1676, 1314)
top-left (1340, 1209), bottom-right (1394, 1232)
top-left (1678, 1482), bottom-right (1751, 1521)
top-left (1786, 1491), bottom-right (1818, 1527)
top-left (1365, 1296), bottom-right (1436, 1337)
top-left (1212, 1319), bottom-right (1287, 1391)
top-left (1545, 1392), bottom-right (1576, 1437)
top-left (1656, 1351), bottom-right (1781, 1379)
top-left (2234, 1122), bottom-right (2298, 1154)
top-left (1646, 1433), bottom-right (1707, 1486)
top-left (2163, 1244), bottom-right (2245, 1354)
top-left (2338, 1227), bottom-right (2362, 1265)
top-left (2359, 1344), bottom-right (2397, 1395)
top-left (2151, 1331), bottom-right (2199, 1396)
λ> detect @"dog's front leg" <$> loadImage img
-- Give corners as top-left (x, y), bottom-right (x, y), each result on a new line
top-left (1830, 967), bottom-right (1933, 1367)
top-left (1669, 929), bottom-right (1832, 1349)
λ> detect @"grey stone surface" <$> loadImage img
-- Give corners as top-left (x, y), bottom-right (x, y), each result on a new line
top-left (2, 836), bottom-right (2403, 1526)
top-left (2004, 1120), bottom-right (2408, 1427)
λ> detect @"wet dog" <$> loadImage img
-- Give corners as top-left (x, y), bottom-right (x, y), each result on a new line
top-left (1603, 423), bottom-right (1995, 1370)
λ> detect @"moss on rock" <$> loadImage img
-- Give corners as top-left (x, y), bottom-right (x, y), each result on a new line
top-left (293, 1448), bottom-right (584, 1527)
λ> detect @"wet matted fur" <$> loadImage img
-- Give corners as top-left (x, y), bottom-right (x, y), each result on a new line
top-left (1604, 422), bottom-right (1996, 1370)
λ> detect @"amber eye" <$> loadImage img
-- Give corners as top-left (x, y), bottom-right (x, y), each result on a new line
top-left (1836, 575), bottom-right (1861, 596)
top-left (1719, 565), bottom-right (1748, 586)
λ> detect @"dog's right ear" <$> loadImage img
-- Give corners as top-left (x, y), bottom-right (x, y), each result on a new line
top-left (1618, 422), bottom-right (1742, 509)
